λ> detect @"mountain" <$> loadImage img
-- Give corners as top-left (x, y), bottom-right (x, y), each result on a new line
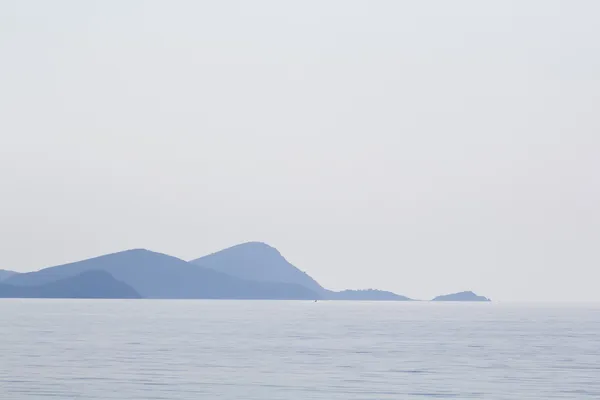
top-left (0, 270), bottom-right (141, 298)
top-left (327, 289), bottom-right (411, 301)
top-left (191, 242), bottom-right (411, 301)
top-left (3, 243), bottom-right (413, 301)
top-left (432, 291), bottom-right (490, 302)
top-left (0, 269), bottom-right (17, 282)
top-left (5, 249), bottom-right (319, 300)
top-left (191, 242), bottom-right (326, 294)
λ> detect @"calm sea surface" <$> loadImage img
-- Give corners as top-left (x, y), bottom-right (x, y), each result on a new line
top-left (1, 300), bottom-right (599, 399)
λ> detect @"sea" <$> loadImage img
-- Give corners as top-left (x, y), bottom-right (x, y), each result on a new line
top-left (1, 300), bottom-right (599, 399)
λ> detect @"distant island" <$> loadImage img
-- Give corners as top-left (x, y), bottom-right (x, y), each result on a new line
top-left (432, 291), bottom-right (491, 302)
top-left (1, 242), bottom-right (490, 301)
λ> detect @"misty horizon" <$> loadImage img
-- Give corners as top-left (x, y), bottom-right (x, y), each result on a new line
top-left (2, 1), bottom-right (599, 302)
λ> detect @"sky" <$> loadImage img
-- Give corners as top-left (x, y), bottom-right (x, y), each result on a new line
top-left (1, 0), bottom-right (599, 301)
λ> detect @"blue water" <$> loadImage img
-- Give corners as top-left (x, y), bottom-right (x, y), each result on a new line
top-left (1, 300), bottom-right (599, 399)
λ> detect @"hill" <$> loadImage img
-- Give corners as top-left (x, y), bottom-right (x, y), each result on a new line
top-left (432, 291), bottom-right (490, 302)
top-left (191, 242), bottom-right (326, 294)
top-left (0, 270), bottom-right (141, 298)
top-left (4, 243), bottom-right (414, 301)
top-left (0, 269), bottom-right (17, 282)
top-left (191, 242), bottom-right (411, 301)
top-left (5, 249), bottom-right (319, 300)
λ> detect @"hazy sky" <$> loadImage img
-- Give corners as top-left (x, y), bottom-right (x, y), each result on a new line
top-left (1, 1), bottom-right (599, 301)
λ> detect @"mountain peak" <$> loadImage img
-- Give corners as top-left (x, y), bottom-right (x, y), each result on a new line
top-left (222, 241), bottom-right (281, 254)
top-left (108, 248), bottom-right (155, 256)
top-left (191, 242), bottom-right (324, 293)
top-left (236, 241), bottom-right (274, 248)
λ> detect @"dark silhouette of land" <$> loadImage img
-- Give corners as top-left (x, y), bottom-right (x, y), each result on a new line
top-left (0, 270), bottom-right (141, 299)
top-left (2, 242), bottom-right (490, 301)
top-left (432, 291), bottom-right (491, 302)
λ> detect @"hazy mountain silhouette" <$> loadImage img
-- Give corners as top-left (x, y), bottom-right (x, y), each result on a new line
top-left (191, 242), bottom-right (411, 301)
top-left (0, 270), bottom-right (141, 298)
top-left (2, 243), bottom-right (436, 301)
top-left (191, 242), bottom-right (326, 294)
top-left (0, 269), bottom-right (17, 282)
top-left (5, 249), bottom-right (319, 300)
top-left (432, 291), bottom-right (490, 302)
top-left (327, 289), bottom-right (411, 301)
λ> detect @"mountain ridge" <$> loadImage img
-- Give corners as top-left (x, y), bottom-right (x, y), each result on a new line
top-left (191, 242), bottom-right (326, 295)
top-left (191, 242), bottom-right (412, 301)
top-left (2, 243), bottom-right (489, 301)
top-left (5, 248), bottom-right (320, 300)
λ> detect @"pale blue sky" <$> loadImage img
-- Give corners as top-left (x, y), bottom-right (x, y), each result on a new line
top-left (1, 1), bottom-right (599, 301)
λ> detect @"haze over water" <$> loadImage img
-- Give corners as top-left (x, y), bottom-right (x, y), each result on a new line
top-left (2, 1), bottom-right (600, 302)
top-left (1, 300), bottom-right (599, 399)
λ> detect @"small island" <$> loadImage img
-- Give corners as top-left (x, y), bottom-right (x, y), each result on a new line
top-left (432, 291), bottom-right (490, 302)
